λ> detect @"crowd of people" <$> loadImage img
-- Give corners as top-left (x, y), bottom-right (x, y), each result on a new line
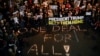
top-left (0, 0), bottom-right (100, 56)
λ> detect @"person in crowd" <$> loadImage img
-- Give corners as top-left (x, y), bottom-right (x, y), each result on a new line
top-left (94, 21), bottom-right (100, 30)
top-left (42, 0), bottom-right (49, 8)
top-left (34, 0), bottom-right (39, 4)
top-left (47, 7), bottom-right (54, 17)
top-left (65, 1), bottom-right (71, 9)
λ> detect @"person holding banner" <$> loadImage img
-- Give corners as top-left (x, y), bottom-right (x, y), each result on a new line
top-left (67, 11), bottom-right (73, 24)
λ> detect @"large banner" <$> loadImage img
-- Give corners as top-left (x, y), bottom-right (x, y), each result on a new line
top-left (48, 16), bottom-right (84, 25)
top-left (27, 25), bottom-right (87, 56)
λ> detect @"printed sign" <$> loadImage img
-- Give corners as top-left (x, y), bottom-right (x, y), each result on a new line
top-left (48, 16), bottom-right (84, 25)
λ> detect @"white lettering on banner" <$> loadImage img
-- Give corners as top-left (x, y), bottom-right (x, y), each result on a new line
top-left (52, 46), bottom-right (62, 55)
top-left (44, 34), bottom-right (71, 43)
top-left (64, 17), bottom-right (69, 20)
top-left (21, 25), bottom-right (86, 33)
top-left (27, 44), bottom-right (38, 55)
top-left (54, 34), bottom-right (64, 43)
top-left (64, 45), bottom-right (70, 53)
top-left (48, 16), bottom-right (84, 25)
top-left (64, 45), bottom-right (70, 56)
top-left (41, 45), bottom-right (49, 55)
top-left (49, 16), bottom-right (84, 21)
top-left (44, 34), bottom-right (52, 42)
top-left (27, 25), bottom-right (87, 56)
top-left (28, 44), bottom-right (70, 56)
